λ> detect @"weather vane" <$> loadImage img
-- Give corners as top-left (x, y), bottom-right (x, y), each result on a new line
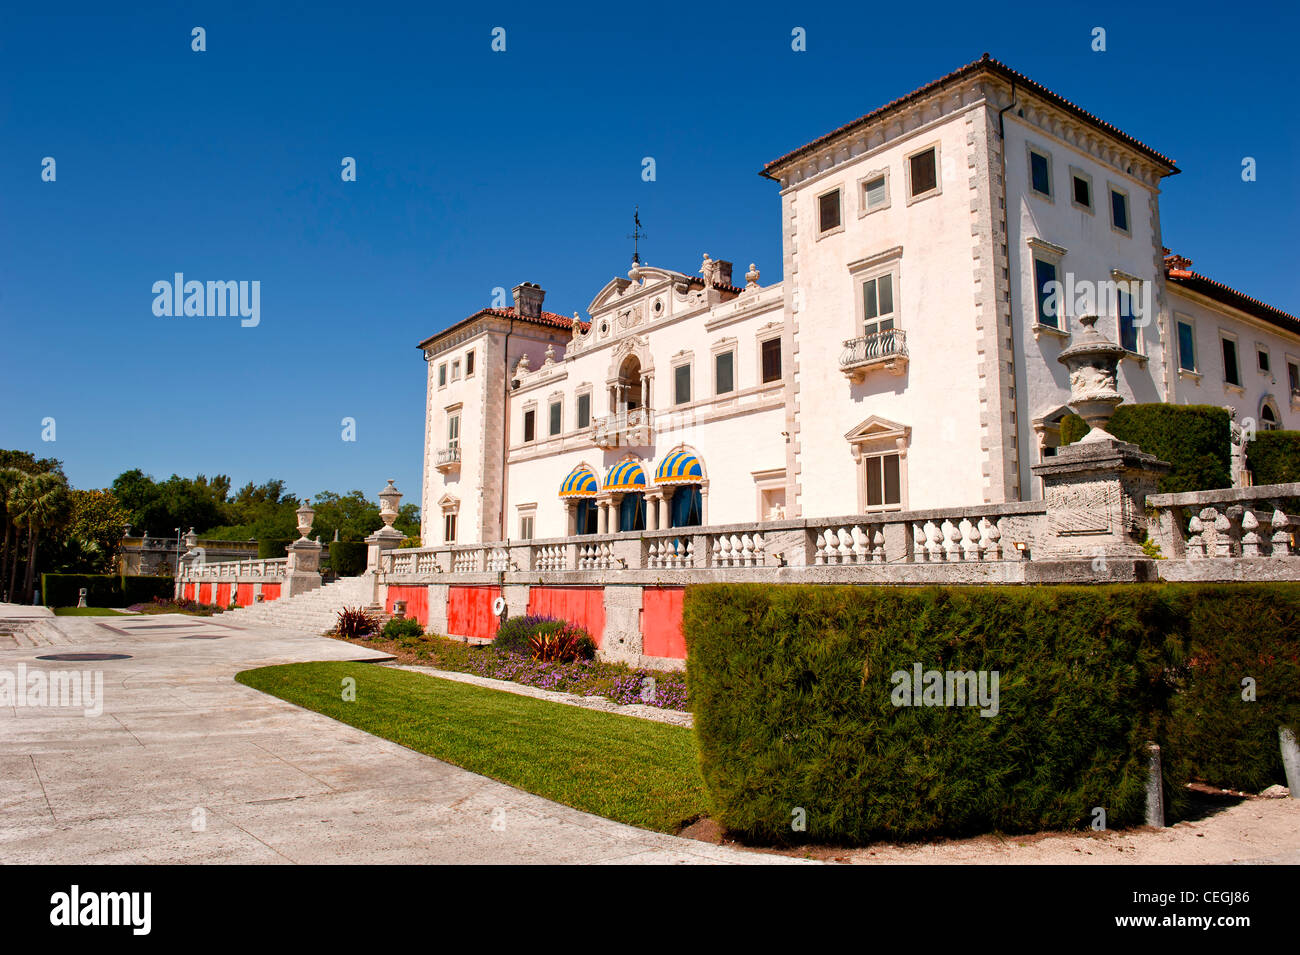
top-left (628, 206), bottom-right (646, 265)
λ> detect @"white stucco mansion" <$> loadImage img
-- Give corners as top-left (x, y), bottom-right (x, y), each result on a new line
top-left (417, 55), bottom-right (1300, 547)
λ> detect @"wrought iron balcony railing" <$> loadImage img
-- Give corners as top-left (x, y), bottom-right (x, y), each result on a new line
top-left (840, 328), bottom-right (908, 381)
top-left (434, 446), bottom-right (461, 471)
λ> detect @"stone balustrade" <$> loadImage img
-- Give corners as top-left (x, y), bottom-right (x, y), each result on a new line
top-left (1148, 483), bottom-right (1300, 570)
top-left (179, 557), bottom-right (288, 581)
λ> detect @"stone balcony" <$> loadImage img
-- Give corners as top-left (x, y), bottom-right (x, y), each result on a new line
top-left (840, 328), bottom-right (908, 381)
top-left (592, 408), bottom-right (654, 449)
top-left (433, 446), bottom-right (461, 473)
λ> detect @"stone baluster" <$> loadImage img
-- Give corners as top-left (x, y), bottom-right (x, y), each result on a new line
top-left (1240, 508), bottom-right (1269, 558)
top-left (911, 523), bottom-right (927, 563)
top-left (1213, 506), bottom-right (1243, 558)
top-left (941, 520), bottom-right (961, 562)
top-left (1185, 513), bottom-right (1206, 559)
top-left (960, 519), bottom-right (980, 561)
top-left (925, 521), bottom-right (944, 562)
top-left (871, 528), bottom-right (886, 563)
top-left (1270, 509), bottom-right (1294, 557)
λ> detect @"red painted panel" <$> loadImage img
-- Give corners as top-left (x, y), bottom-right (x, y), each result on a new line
top-left (642, 587), bottom-right (686, 659)
top-left (447, 585), bottom-right (501, 641)
top-left (236, 583), bottom-right (255, 607)
top-left (386, 585), bottom-right (429, 627)
top-left (184, 583), bottom-right (195, 601)
top-left (198, 583), bottom-right (211, 604)
top-left (527, 587), bottom-right (607, 647)
top-left (261, 583), bottom-right (281, 602)
top-left (215, 583), bottom-right (231, 607)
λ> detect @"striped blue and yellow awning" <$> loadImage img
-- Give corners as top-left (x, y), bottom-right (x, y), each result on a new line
top-left (603, 460), bottom-right (647, 492)
top-left (559, 464), bottom-right (598, 498)
top-left (655, 449), bottom-right (703, 485)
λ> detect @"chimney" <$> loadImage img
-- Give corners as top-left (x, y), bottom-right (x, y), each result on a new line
top-left (512, 282), bottom-right (545, 320)
top-left (713, 260), bottom-right (733, 287)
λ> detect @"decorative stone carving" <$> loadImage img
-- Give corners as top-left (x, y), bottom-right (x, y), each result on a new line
top-left (745, 263), bottom-right (760, 289)
top-left (699, 253), bottom-right (716, 287)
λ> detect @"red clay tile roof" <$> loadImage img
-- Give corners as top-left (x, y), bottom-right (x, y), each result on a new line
top-left (417, 306), bottom-right (586, 351)
top-left (761, 54), bottom-right (1179, 180)
top-left (1165, 265), bottom-right (1300, 336)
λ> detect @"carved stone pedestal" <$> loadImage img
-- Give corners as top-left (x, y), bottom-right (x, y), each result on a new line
top-left (1031, 437), bottom-right (1170, 559)
top-left (283, 539), bottom-right (324, 597)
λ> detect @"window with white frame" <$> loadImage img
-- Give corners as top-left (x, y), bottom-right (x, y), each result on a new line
top-left (760, 337), bottom-right (782, 383)
top-left (451, 359), bottom-right (461, 381)
top-left (817, 186), bottom-right (842, 234)
top-left (447, 412), bottom-right (460, 449)
top-left (674, 362), bottom-right (692, 405)
top-left (576, 391), bottom-right (591, 429)
top-left (438, 363), bottom-right (447, 387)
top-left (1109, 185), bottom-right (1131, 235)
top-left (1261, 401), bottom-right (1280, 431)
top-left (442, 510), bottom-right (458, 543)
top-left (1288, 358), bottom-right (1300, 398)
top-left (861, 272), bottom-right (896, 337)
top-left (1033, 258), bottom-right (1060, 328)
top-left (863, 452), bottom-right (902, 510)
top-left (714, 348), bottom-right (735, 395)
top-left (1027, 144), bottom-right (1053, 199)
top-left (522, 407), bottom-right (536, 443)
top-left (518, 507), bottom-right (536, 540)
top-left (1070, 167), bottom-right (1093, 212)
top-left (1176, 317), bottom-right (1197, 372)
top-left (1221, 334), bottom-right (1242, 387)
top-left (465, 349), bottom-right (475, 377)
top-left (859, 169), bottom-right (890, 216)
top-left (1257, 346), bottom-right (1271, 374)
top-left (548, 399), bottom-right (562, 436)
top-left (906, 144), bottom-right (940, 202)
top-left (1117, 286), bottom-right (1141, 354)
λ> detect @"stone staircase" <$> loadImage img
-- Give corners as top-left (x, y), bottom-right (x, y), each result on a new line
top-left (217, 575), bottom-right (382, 635)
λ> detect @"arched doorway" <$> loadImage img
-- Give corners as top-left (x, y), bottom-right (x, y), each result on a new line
top-left (617, 355), bottom-right (643, 411)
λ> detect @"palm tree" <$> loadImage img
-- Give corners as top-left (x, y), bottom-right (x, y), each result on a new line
top-left (10, 473), bottom-right (72, 603)
top-left (0, 468), bottom-right (22, 601)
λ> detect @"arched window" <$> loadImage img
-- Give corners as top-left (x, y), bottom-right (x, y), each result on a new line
top-left (1261, 401), bottom-right (1280, 431)
top-left (669, 486), bottom-right (702, 527)
top-left (619, 493), bottom-right (646, 532)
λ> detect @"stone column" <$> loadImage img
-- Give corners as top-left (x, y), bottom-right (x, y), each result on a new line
top-left (645, 491), bottom-right (662, 531)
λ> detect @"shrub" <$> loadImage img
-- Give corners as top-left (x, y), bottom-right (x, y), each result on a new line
top-left (1162, 584), bottom-right (1300, 791)
top-left (335, 606), bottom-right (380, 638)
top-left (1060, 403), bottom-right (1231, 493)
top-left (258, 538), bottom-right (293, 559)
top-left (528, 622), bottom-right (596, 662)
top-left (1246, 430), bottom-right (1300, 486)
top-left (493, 614), bottom-right (559, 654)
top-left (41, 573), bottom-right (173, 608)
top-left (328, 540), bottom-right (368, 577)
top-left (381, 616), bottom-right (425, 641)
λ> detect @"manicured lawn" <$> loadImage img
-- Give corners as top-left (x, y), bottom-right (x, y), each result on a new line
top-left (52, 607), bottom-right (129, 616)
top-left (236, 661), bottom-right (709, 833)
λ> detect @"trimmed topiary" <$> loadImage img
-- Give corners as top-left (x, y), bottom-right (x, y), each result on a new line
top-left (1246, 430), bottom-right (1300, 486)
top-left (1060, 403), bottom-right (1231, 493)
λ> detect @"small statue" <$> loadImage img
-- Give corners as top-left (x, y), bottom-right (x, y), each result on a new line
top-left (700, 253), bottom-right (716, 287)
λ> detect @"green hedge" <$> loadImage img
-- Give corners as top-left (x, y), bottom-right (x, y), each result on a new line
top-left (1164, 585), bottom-right (1300, 791)
top-left (1246, 430), bottom-right (1300, 485)
top-left (1060, 403), bottom-right (1231, 493)
top-left (258, 538), bottom-right (293, 559)
top-left (328, 540), bottom-right (368, 577)
top-left (685, 582), bottom-right (1299, 845)
top-left (41, 573), bottom-right (174, 608)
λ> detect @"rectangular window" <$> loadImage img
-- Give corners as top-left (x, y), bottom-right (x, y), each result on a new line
top-left (1177, 320), bottom-right (1196, 372)
top-left (443, 513), bottom-right (457, 543)
top-left (715, 351), bottom-right (735, 395)
top-left (523, 409), bottom-right (536, 443)
top-left (1072, 174), bottom-right (1092, 210)
top-left (447, 413), bottom-right (460, 448)
top-left (465, 350), bottom-right (475, 376)
top-left (1289, 361), bottom-right (1300, 396)
top-left (1029, 148), bottom-right (1051, 197)
top-left (1110, 188), bottom-right (1130, 234)
top-left (909, 148), bottom-right (937, 198)
top-left (576, 392), bottom-right (591, 428)
top-left (519, 515), bottom-right (534, 540)
top-left (1033, 259), bottom-right (1059, 328)
top-left (761, 338), bottom-right (782, 383)
top-left (1222, 337), bottom-right (1241, 387)
top-left (864, 453), bottom-right (902, 509)
top-left (1257, 348), bottom-right (1270, 373)
top-left (862, 174), bottom-right (887, 211)
top-left (438, 363), bottom-right (447, 387)
top-left (1117, 289), bottom-right (1139, 353)
top-left (549, 400), bottom-right (562, 436)
top-left (863, 273), bottom-right (896, 335)
top-left (818, 189), bottom-right (841, 233)
top-left (674, 364), bottom-right (692, 405)
top-left (451, 360), bottom-right (461, 381)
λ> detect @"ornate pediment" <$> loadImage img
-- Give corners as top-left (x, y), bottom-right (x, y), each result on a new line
top-left (844, 415), bottom-right (910, 448)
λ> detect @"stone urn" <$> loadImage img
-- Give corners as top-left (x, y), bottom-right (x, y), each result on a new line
top-left (378, 480), bottom-right (402, 530)
top-left (295, 500), bottom-right (315, 541)
top-left (1057, 314), bottom-right (1126, 442)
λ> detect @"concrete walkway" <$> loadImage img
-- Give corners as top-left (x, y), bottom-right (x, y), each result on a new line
top-left (0, 607), bottom-right (788, 864)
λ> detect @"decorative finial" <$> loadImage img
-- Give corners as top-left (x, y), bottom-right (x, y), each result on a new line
top-left (745, 262), bottom-right (760, 289)
top-left (628, 206), bottom-right (646, 266)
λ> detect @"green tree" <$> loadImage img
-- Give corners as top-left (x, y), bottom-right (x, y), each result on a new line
top-left (9, 472), bottom-right (73, 601)
top-left (48, 489), bottom-right (130, 575)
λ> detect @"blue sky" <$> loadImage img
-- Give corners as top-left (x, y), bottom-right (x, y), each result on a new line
top-left (2, 1), bottom-right (1296, 506)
